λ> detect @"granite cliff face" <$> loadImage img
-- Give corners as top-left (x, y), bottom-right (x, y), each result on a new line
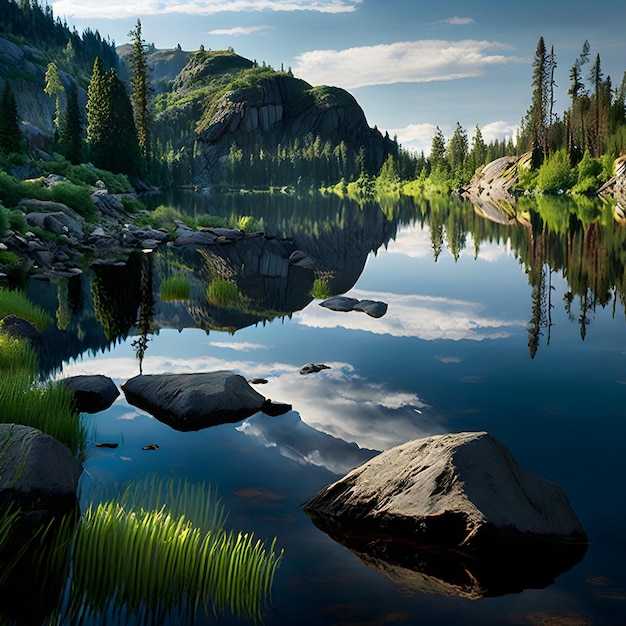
top-left (196, 74), bottom-right (390, 180)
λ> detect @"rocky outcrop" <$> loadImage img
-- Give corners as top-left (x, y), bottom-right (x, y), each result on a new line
top-left (463, 152), bottom-right (532, 224)
top-left (599, 154), bottom-right (626, 220)
top-left (303, 431), bottom-right (587, 598)
top-left (121, 371), bottom-right (269, 431)
top-left (62, 374), bottom-right (120, 414)
top-left (0, 424), bottom-right (82, 514)
top-left (0, 314), bottom-right (42, 349)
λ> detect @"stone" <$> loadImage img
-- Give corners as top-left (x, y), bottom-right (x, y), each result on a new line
top-left (303, 431), bottom-right (588, 598)
top-left (260, 399), bottom-right (293, 417)
top-left (61, 374), bottom-right (120, 414)
top-left (299, 363), bottom-right (331, 375)
top-left (304, 431), bottom-right (586, 550)
top-left (0, 424), bottom-right (82, 514)
top-left (320, 295), bottom-right (388, 318)
top-left (0, 314), bottom-right (42, 350)
top-left (121, 371), bottom-right (267, 431)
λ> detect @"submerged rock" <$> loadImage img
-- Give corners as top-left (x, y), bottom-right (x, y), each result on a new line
top-left (303, 431), bottom-right (587, 598)
top-left (299, 363), bottom-right (331, 375)
top-left (121, 371), bottom-right (266, 431)
top-left (0, 424), bottom-right (82, 514)
top-left (62, 374), bottom-right (120, 414)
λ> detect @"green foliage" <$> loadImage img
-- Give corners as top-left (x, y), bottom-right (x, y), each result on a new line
top-left (0, 333), bottom-right (86, 456)
top-left (0, 287), bottom-right (51, 331)
top-left (49, 182), bottom-right (96, 219)
top-left (234, 215), bottom-right (262, 232)
top-left (535, 149), bottom-right (576, 193)
top-left (0, 83), bottom-right (23, 156)
top-left (571, 150), bottom-right (604, 194)
top-left (159, 274), bottom-right (190, 301)
top-left (196, 214), bottom-right (228, 228)
top-left (206, 279), bottom-right (242, 307)
top-left (0, 248), bottom-right (20, 271)
top-left (121, 195), bottom-right (146, 214)
top-left (311, 277), bottom-right (332, 300)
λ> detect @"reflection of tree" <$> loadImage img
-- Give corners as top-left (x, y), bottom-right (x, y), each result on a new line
top-left (90, 255), bottom-right (142, 341)
top-left (132, 252), bottom-right (155, 374)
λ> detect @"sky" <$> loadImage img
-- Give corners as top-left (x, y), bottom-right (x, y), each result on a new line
top-left (49, 0), bottom-right (626, 155)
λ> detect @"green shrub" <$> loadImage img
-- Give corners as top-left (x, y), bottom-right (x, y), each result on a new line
top-left (536, 149), bottom-right (576, 193)
top-left (0, 204), bottom-right (8, 237)
top-left (49, 182), bottom-right (95, 219)
top-left (8, 209), bottom-right (27, 233)
top-left (311, 277), bottom-right (331, 300)
top-left (196, 214), bottom-right (228, 228)
top-left (234, 215), bottom-right (262, 232)
top-left (0, 249), bottom-right (21, 270)
top-left (120, 195), bottom-right (145, 214)
top-left (0, 171), bottom-right (23, 207)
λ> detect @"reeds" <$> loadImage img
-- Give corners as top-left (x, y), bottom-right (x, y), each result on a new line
top-left (159, 274), bottom-right (191, 302)
top-left (64, 476), bottom-right (283, 624)
top-left (206, 279), bottom-right (242, 307)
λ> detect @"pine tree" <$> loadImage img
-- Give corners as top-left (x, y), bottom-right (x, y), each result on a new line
top-left (44, 62), bottom-right (64, 133)
top-left (58, 82), bottom-right (83, 164)
top-left (446, 122), bottom-right (468, 178)
top-left (0, 82), bottom-right (23, 154)
top-left (529, 36), bottom-right (549, 167)
top-left (469, 124), bottom-right (487, 173)
top-left (128, 19), bottom-right (151, 168)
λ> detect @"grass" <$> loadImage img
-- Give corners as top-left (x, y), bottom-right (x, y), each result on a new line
top-left (207, 279), bottom-right (242, 307)
top-left (0, 333), bottom-right (86, 456)
top-left (63, 476), bottom-right (283, 624)
top-left (311, 277), bottom-right (332, 300)
top-left (0, 287), bottom-right (52, 331)
top-left (159, 274), bottom-right (191, 302)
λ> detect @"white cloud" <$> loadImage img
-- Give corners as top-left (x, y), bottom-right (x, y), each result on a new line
top-left (293, 39), bottom-right (524, 90)
top-left (51, 0), bottom-right (361, 19)
top-left (208, 25), bottom-right (270, 36)
top-left (481, 120), bottom-right (519, 144)
top-left (389, 122), bottom-right (438, 155)
top-left (440, 16), bottom-right (474, 25)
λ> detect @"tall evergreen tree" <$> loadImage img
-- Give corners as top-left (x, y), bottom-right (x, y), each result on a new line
top-left (43, 62), bottom-right (64, 133)
top-left (128, 19), bottom-right (151, 168)
top-left (529, 36), bottom-right (549, 166)
top-left (86, 57), bottom-right (140, 175)
top-left (58, 82), bottom-right (83, 164)
top-left (446, 122), bottom-right (468, 178)
top-left (429, 126), bottom-right (447, 174)
top-left (469, 124), bottom-right (487, 173)
top-left (0, 82), bottom-right (23, 154)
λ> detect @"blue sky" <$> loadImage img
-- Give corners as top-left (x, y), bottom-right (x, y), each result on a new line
top-left (50, 0), bottom-right (625, 155)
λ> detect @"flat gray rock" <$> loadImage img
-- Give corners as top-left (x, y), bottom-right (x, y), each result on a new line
top-left (121, 371), bottom-right (266, 431)
top-left (62, 374), bottom-right (120, 414)
top-left (0, 424), bottom-right (82, 514)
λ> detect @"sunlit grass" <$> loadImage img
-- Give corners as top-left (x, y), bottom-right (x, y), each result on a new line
top-left (0, 334), bottom-right (86, 456)
top-left (0, 286), bottom-right (51, 331)
top-left (311, 277), bottom-right (332, 300)
top-left (65, 476), bottom-right (283, 624)
top-left (159, 274), bottom-right (191, 301)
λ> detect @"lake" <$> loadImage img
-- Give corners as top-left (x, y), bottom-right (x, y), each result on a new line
top-left (12, 190), bottom-right (626, 624)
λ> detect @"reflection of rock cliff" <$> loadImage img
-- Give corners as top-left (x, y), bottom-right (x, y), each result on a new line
top-left (150, 196), bottom-right (396, 332)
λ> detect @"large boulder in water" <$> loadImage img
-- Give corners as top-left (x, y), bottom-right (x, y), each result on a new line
top-left (0, 424), bottom-right (82, 515)
top-left (303, 432), bottom-right (587, 597)
top-left (61, 374), bottom-right (120, 414)
top-left (121, 371), bottom-right (267, 431)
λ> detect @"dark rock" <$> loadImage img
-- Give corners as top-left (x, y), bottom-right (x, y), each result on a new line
top-left (142, 444), bottom-right (159, 450)
top-left (0, 424), bottom-right (82, 514)
top-left (260, 399), bottom-right (293, 417)
top-left (61, 374), bottom-right (120, 414)
top-left (249, 377), bottom-right (268, 384)
top-left (121, 371), bottom-right (266, 431)
top-left (95, 442), bottom-right (118, 448)
top-left (0, 314), bottom-right (42, 350)
top-left (300, 363), bottom-right (331, 375)
top-left (353, 299), bottom-right (388, 318)
top-left (320, 295), bottom-right (387, 318)
top-left (289, 249), bottom-right (317, 269)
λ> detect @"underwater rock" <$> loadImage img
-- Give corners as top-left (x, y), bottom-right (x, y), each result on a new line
top-left (299, 363), bottom-right (331, 375)
top-left (122, 371), bottom-right (266, 431)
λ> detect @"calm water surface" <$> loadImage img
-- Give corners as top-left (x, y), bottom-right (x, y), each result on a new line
top-left (25, 191), bottom-right (626, 624)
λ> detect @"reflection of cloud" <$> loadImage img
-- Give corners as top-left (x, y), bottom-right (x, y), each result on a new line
top-left (208, 25), bottom-right (270, 35)
top-left (294, 40), bottom-right (524, 90)
top-left (207, 341), bottom-right (269, 351)
top-left (298, 289), bottom-right (525, 341)
top-left (51, 0), bottom-right (361, 19)
top-left (436, 355), bottom-right (462, 364)
top-left (386, 224), bottom-right (435, 258)
top-left (439, 16), bottom-right (474, 25)
top-left (60, 346), bottom-right (440, 452)
top-left (116, 412), bottom-right (139, 421)
top-left (237, 412), bottom-right (377, 475)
